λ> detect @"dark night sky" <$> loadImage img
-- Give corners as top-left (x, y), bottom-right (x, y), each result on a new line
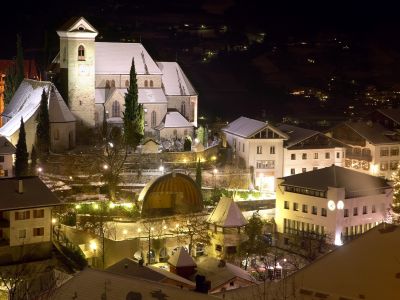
top-left (2, 0), bottom-right (400, 58)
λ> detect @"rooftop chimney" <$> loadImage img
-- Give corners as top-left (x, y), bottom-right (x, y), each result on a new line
top-left (18, 180), bottom-right (23, 194)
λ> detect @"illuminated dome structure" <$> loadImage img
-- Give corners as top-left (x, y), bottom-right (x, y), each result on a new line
top-left (139, 172), bottom-right (204, 218)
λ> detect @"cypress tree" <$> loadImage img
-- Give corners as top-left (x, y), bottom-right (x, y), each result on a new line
top-left (4, 64), bottom-right (17, 105)
top-left (15, 118), bottom-right (29, 177)
top-left (195, 159), bottom-right (202, 188)
top-left (15, 34), bottom-right (24, 89)
top-left (30, 146), bottom-right (37, 175)
top-left (36, 89), bottom-right (50, 154)
top-left (123, 58), bottom-right (143, 149)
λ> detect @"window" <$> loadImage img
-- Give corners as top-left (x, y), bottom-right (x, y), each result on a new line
top-left (344, 209), bottom-right (349, 217)
top-left (150, 80), bottom-right (154, 87)
top-left (390, 161), bottom-right (398, 170)
top-left (33, 209), bottom-right (44, 218)
top-left (54, 129), bottom-right (59, 141)
top-left (293, 202), bottom-right (299, 211)
top-left (256, 146), bottom-right (262, 154)
top-left (256, 160), bottom-right (274, 169)
top-left (229, 282), bottom-right (234, 287)
top-left (380, 162), bottom-right (388, 171)
top-left (321, 208), bottom-right (327, 217)
top-left (284, 201), bottom-right (289, 209)
top-left (314, 153), bottom-right (318, 159)
top-left (0, 156), bottom-right (4, 162)
top-left (336, 152), bottom-right (340, 159)
top-left (353, 207), bottom-right (358, 216)
top-left (125, 80), bottom-right (129, 87)
top-left (79, 100), bottom-right (82, 106)
top-left (302, 204), bottom-right (308, 213)
top-left (291, 154), bottom-right (296, 160)
top-left (302, 168), bottom-right (306, 173)
top-left (215, 244), bottom-right (222, 252)
top-left (372, 205), bottom-right (376, 213)
top-left (18, 230), bottom-right (26, 239)
top-left (325, 152), bottom-right (330, 159)
top-left (15, 211), bottom-right (30, 220)
top-left (302, 153), bottom-right (307, 160)
top-left (391, 147), bottom-right (399, 156)
top-left (363, 206), bottom-right (367, 214)
top-left (290, 168), bottom-right (295, 175)
top-left (173, 129), bottom-right (178, 137)
top-left (111, 80), bottom-right (115, 88)
top-left (144, 80), bottom-right (148, 87)
top-left (151, 111), bottom-right (157, 127)
top-left (380, 147), bottom-right (389, 157)
top-left (111, 101), bottom-right (121, 118)
top-left (226, 246), bottom-right (236, 254)
top-left (284, 238), bottom-right (289, 245)
top-left (181, 102), bottom-right (186, 117)
top-left (78, 45), bottom-right (85, 61)
top-left (144, 121), bottom-right (148, 127)
top-left (270, 146), bottom-right (275, 154)
top-left (312, 206), bottom-right (317, 215)
top-left (33, 227), bottom-right (44, 237)
top-left (242, 143), bottom-right (245, 152)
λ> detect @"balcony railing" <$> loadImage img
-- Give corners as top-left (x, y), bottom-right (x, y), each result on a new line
top-left (345, 151), bottom-right (372, 162)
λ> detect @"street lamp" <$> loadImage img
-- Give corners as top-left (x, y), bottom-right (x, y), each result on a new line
top-left (103, 164), bottom-right (109, 170)
top-left (90, 241), bottom-right (97, 267)
top-left (159, 165), bottom-right (165, 174)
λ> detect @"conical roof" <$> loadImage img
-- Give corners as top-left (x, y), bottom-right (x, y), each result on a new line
top-left (168, 247), bottom-right (196, 268)
top-left (207, 197), bottom-right (247, 228)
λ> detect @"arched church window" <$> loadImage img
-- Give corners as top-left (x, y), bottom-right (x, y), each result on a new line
top-left (181, 101), bottom-right (186, 117)
top-left (105, 80), bottom-right (110, 88)
top-left (144, 80), bottom-right (148, 88)
top-left (78, 45), bottom-right (85, 61)
top-left (54, 129), bottom-right (60, 141)
top-left (150, 80), bottom-right (154, 88)
top-left (125, 80), bottom-right (129, 87)
top-left (151, 111), bottom-right (157, 127)
top-left (112, 101), bottom-right (121, 118)
top-left (111, 80), bottom-right (116, 88)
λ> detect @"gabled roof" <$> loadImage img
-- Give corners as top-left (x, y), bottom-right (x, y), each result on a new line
top-left (207, 197), bottom-right (247, 228)
top-left (277, 124), bottom-right (318, 148)
top-left (377, 108), bottom-right (400, 125)
top-left (95, 42), bottom-right (162, 75)
top-left (156, 111), bottom-right (194, 129)
top-left (277, 224), bottom-right (400, 300)
top-left (222, 116), bottom-right (288, 139)
top-left (57, 16), bottom-right (97, 33)
top-left (157, 62), bottom-right (197, 96)
top-left (168, 247), bottom-right (196, 268)
top-left (0, 135), bottom-right (15, 154)
top-left (0, 176), bottom-right (61, 210)
top-left (0, 79), bottom-right (73, 138)
top-left (196, 257), bottom-right (257, 291)
top-left (280, 165), bottom-right (390, 194)
top-left (105, 258), bottom-right (165, 282)
top-left (342, 121), bottom-right (400, 144)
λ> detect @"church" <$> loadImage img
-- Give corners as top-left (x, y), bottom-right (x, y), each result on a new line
top-left (0, 16), bottom-right (198, 153)
top-left (55, 16), bottom-right (198, 138)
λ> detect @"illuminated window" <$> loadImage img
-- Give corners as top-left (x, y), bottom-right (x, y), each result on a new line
top-left (151, 111), bottom-right (157, 127)
top-left (112, 101), bottom-right (121, 118)
top-left (78, 45), bottom-right (85, 61)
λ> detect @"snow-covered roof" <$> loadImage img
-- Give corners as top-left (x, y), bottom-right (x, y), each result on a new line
top-left (0, 136), bottom-right (15, 154)
top-left (0, 79), bottom-right (73, 138)
top-left (95, 88), bottom-right (167, 105)
top-left (156, 111), bottom-right (194, 130)
top-left (207, 197), bottom-right (247, 228)
top-left (168, 247), bottom-right (196, 268)
top-left (222, 116), bottom-right (288, 139)
top-left (157, 62), bottom-right (196, 96)
top-left (48, 87), bottom-right (75, 123)
top-left (95, 42), bottom-right (162, 75)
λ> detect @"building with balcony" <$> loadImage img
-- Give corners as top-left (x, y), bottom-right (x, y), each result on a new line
top-left (0, 176), bottom-right (61, 263)
top-left (275, 165), bottom-right (392, 247)
top-left (327, 121), bottom-right (400, 178)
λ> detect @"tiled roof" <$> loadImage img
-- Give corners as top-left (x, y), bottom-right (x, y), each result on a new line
top-left (344, 121), bottom-right (400, 144)
top-left (277, 124), bottom-right (318, 148)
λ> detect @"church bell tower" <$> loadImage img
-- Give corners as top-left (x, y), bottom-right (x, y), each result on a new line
top-left (57, 17), bottom-right (98, 130)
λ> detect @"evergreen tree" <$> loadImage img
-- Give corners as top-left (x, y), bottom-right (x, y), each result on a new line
top-left (123, 58), bottom-right (143, 149)
top-left (195, 159), bottom-right (202, 188)
top-left (15, 118), bottom-right (29, 177)
top-left (30, 146), bottom-right (37, 175)
top-left (196, 126), bottom-right (205, 145)
top-left (15, 34), bottom-right (24, 89)
top-left (4, 65), bottom-right (17, 105)
top-left (36, 89), bottom-right (50, 154)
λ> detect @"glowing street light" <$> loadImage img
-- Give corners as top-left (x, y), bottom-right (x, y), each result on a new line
top-left (90, 241), bottom-right (97, 252)
top-left (37, 167), bottom-right (43, 173)
top-left (51, 218), bottom-right (57, 225)
top-left (159, 165), bottom-right (165, 174)
top-left (103, 164), bottom-right (109, 170)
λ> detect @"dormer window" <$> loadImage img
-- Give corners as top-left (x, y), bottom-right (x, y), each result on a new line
top-left (78, 45), bottom-right (85, 61)
top-left (78, 26), bottom-right (85, 31)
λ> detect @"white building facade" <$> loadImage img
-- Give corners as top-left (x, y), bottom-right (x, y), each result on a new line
top-left (0, 136), bottom-right (15, 177)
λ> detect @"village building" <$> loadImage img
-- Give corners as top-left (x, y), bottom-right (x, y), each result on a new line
top-left (0, 79), bottom-right (76, 152)
top-left (275, 165), bottom-right (392, 247)
top-left (0, 135), bottom-right (15, 177)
